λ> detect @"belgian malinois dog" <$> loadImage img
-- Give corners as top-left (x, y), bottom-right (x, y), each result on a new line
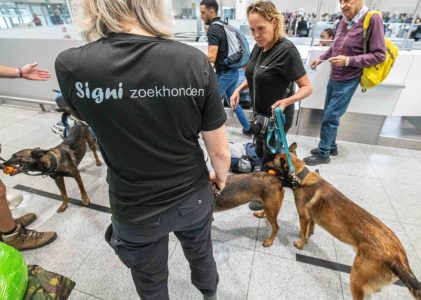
top-left (266, 142), bottom-right (421, 300)
top-left (3, 121), bottom-right (102, 213)
top-left (214, 172), bottom-right (284, 247)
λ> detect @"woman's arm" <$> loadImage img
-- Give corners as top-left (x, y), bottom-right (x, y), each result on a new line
top-left (230, 79), bottom-right (249, 110)
top-left (271, 74), bottom-right (313, 111)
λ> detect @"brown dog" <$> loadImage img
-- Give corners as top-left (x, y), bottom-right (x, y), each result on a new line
top-left (3, 121), bottom-right (102, 213)
top-left (266, 142), bottom-right (421, 300)
top-left (214, 172), bottom-right (284, 247)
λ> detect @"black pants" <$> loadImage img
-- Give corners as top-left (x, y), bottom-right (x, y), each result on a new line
top-left (105, 184), bottom-right (218, 300)
top-left (255, 103), bottom-right (294, 166)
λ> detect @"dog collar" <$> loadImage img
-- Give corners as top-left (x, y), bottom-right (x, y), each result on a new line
top-left (289, 167), bottom-right (311, 189)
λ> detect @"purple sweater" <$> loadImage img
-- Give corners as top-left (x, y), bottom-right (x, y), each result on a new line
top-left (320, 12), bottom-right (386, 81)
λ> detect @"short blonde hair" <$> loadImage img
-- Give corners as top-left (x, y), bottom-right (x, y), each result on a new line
top-left (247, 1), bottom-right (286, 41)
top-left (73, 0), bottom-right (172, 42)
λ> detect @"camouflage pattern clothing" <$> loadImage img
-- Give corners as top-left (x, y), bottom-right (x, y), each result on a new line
top-left (24, 265), bottom-right (76, 300)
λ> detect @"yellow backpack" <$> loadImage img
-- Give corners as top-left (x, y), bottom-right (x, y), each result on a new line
top-left (360, 11), bottom-right (399, 91)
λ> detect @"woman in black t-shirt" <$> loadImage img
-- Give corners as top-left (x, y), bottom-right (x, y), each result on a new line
top-left (55, 0), bottom-right (230, 299)
top-left (231, 1), bottom-right (313, 165)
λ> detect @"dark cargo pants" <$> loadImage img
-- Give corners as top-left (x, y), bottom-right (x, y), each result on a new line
top-left (105, 184), bottom-right (218, 300)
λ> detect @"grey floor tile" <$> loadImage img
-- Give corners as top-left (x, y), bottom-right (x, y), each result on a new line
top-left (368, 153), bottom-right (421, 186)
top-left (0, 122), bottom-right (39, 144)
top-left (382, 181), bottom-right (421, 226)
top-left (68, 289), bottom-right (104, 300)
top-left (321, 172), bottom-right (399, 221)
top-left (248, 252), bottom-right (342, 300)
top-left (7, 127), bottom-right (61, 149)
top-left (256, 200), bottom-right (337, 262)
top-left (212, 204), bottom-right (259, 250)
top-left (21, 205), bottom-right (110, 278)
top-left (319, 142), bottom-right (377, 179)
top-left (71, 240), bottom-right (139, 300)
top-left (363, 143), bottom-right (418, 158)
top-left (402, 223), bottom-right (421, 263)
top-left (168, 241), bottom-right (254, 300)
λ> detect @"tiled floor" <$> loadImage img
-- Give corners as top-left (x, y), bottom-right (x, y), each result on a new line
top-left (1, 104), bottom-right (421, 300)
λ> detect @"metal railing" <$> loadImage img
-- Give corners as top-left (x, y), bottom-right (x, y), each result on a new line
top-left (0, 95), bottom-right (55, 111)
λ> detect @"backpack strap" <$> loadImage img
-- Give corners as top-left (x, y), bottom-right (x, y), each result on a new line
top-left (363, 10), bottom-right (382, 54)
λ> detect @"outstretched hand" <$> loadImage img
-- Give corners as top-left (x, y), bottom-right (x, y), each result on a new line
top-left (21, 62), bottom-right (51, 81)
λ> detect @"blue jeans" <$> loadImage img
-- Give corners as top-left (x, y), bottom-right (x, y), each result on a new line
top-left (318, 78), bottom-right (360, 157)
top-left (216, 69), bottom-right (250, 131)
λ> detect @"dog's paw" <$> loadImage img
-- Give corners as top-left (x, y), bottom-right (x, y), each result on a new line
top-left (253, 211), bottom-right (266, 218)
top-left (293, 240), bottom-right (305, 250)
top-left (95, 161), bottom-right (102, 167)
top-left (57, 203), bottom-right (68, 213)
top-left (263, 238), bottom-right (273, 247)
top-left (82, 197), bottom-right (90, 206)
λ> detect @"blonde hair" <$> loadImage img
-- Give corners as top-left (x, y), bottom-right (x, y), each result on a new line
top-left (73, 0), bottom-right (172, 42)
top-left (247, 1), bottom-right (286, 41)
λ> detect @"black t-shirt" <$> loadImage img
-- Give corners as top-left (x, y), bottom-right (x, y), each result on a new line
top-left (207, 17), bottom-right (230, 72)
top-left (245, 38), bottom-right (306, 116)
top-left (55, 32), bottom-right (226, 223)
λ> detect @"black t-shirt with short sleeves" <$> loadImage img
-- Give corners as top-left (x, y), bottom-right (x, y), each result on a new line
top-left (55, 33), bottom-right (226, 223)
top-left (207, 17), bottom-right (230, 72)
top-left (245, 38), bottom-right (306, 116)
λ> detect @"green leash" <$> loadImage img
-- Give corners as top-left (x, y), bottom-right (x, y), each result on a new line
top-left (266, 107), bottom-right (295, 174)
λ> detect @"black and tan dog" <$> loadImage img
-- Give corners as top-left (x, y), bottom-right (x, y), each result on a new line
top-left (267, 142), bottom-right (421, 300)
top-left (3, 121), bottom-right (102, 213)
top-left (214, 172), bottom-right (284, 247)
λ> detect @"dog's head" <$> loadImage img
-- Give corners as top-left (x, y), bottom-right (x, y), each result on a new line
top-left (3, 148), bottom-right (50, 172)
top-left (265, 143), bottom-right (307, 183)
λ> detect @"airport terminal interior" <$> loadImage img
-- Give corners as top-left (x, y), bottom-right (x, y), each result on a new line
top-left (1, 0), bottom-right (421, 299)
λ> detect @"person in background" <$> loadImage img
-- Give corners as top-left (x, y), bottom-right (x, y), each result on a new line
top-left (304, 0), bottom-right (386, 165)
top-left (200, 0), bottom-right (252, 136)
top-left (32, 13), bottom-right (42, 26)
top-left (55, 0), bottom-right (230, 299)
top-left (319, 28), bottom-right (334, 46)
top-left (50, 7), bottom-right (64, 25)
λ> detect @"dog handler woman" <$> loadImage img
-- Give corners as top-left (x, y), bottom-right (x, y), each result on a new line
top-left (230, 1), bottom-right (312, 166)
top-left (55, 1), bottom-right (230, 299)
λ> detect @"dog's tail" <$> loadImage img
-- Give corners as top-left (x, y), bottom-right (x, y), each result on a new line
top-left (389, 260), bottom-right (421, 299)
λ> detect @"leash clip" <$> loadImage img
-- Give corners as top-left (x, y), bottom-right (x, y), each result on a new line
top-left (289, 173), bottom-right (302, 189)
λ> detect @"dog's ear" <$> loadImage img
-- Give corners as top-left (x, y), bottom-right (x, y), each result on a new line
top-left (289, 142), bottom-right (297, 154)
top-left (31, 148), bottom-right (47, 158)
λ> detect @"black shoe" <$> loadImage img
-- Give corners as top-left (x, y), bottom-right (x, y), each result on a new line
top-left (310, 148), bottom-right (338, 156)
top-left (303, 155), bottom-right (330, 166)
top-left (242, 128), bottom-right (253, 137)
top-left (249, 200), bottom-right (264, 211)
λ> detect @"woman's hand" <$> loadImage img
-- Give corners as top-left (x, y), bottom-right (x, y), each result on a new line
top-left (329, 55), bottom-right (348, 67)
top-left (209, 171), bottom-right (225, 192)
top-left (271, 99), bottom-right (289, 112)
top-left (230, 90), bottom-right (240, 111)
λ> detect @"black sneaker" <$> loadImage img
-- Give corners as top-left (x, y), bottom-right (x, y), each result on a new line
top-left (303, 155), bottom-right (330, 166)
top-left (249, 200), bottom-right (264, 211)
top-left (242, 128), bottom-right (253, 137)
top-left (310, 148), bottom-right (338, 156)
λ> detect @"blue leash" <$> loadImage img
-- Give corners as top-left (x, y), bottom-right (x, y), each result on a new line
top-left (266, 107), bottom-right (295, 174)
